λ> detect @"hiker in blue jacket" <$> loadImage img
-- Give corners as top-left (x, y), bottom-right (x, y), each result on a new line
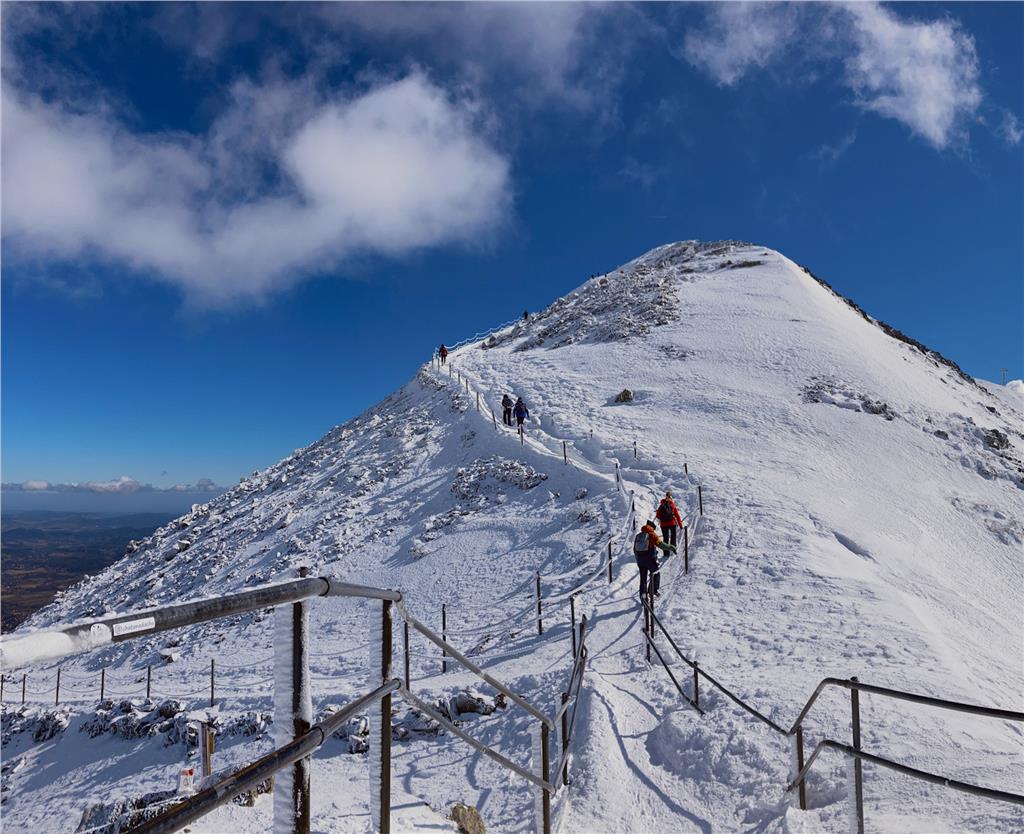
top-left (513, 397), bottom-right (529, 428)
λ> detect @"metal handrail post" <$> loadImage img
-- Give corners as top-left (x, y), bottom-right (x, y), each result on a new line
top-left (850, 676), bottom-right (864, 834)
top-left (378, 600), bottom-right (393, 834)
top-left (274, 574), bottom-right (312, 834)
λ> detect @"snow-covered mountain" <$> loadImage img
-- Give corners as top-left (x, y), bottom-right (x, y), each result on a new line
top-left (2, 241), bottom-right (1021, 834)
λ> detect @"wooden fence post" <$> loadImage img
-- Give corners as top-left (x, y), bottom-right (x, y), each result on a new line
top-left (644, 594), bottom-right (652, 663)
top-left (570, 594), bottom-right (577, 658)
top-left (540, 723), bottom-right (552, 834)
top-left (684, 526), bottom-right (689, 574)
top-left (633, 440), bottom-right (637, 459)
top-left (793, 726), bottom-right (808, 810)
top-left (692, 661), bottom-right (700, 709)
top-left (403, 621), bottom-right (410, 690)
top-left (99, 669), bottom-right (104, 701)
top-left (200, 722), bottom-right (215, 778)
top-left (607, 540), bottom-right (613, 584)
top-left (698, 485), bottom-right (704, 516)
top-left (210, 659), bottom-right (215, 708)
top-left (55, 668), bottom-right (61, 706)
top-left (441, 604), bottom-right (448, 674)
top-left (560, 692), bottom-right (570, 786)
top-left (146, 665), bottom-right (152, 699)
top-left (535, 573), bottom-right (543, 636)
top-left (850, 677), bottom-right (865, 834)
top-left (563, 441), bottom-right (567, 465)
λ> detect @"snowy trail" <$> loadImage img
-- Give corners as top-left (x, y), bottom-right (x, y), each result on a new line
top-left (431, 355), bottom-right (737, 832)
top-left (4, 240), bottom-right (1022, 834)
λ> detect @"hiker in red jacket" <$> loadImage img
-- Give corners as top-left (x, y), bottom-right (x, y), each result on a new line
top-left (655, 491), bottom-right (684, 548)
top-left (439, 344), bottom-right (448, 365)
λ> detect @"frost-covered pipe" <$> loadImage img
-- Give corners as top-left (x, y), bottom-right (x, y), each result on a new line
top-left (1, 576), bottom-right (331, 669)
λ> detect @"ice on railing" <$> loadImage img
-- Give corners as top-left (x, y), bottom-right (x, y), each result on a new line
top-left (367, 603), bottom-right (387, 833)
top-left (272, 600), bottom-right (311, 834)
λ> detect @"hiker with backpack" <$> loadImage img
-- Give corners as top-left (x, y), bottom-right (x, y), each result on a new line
top-left (438, 344), bottom-right (448, 365)
top-left (655, 491), bottom-right (684, 547)
top-left (633, 520), bottom-right (676, 598)
top-left (513, 396), bottom-right (529, 428)
top-left (501, 394), bottom-right (514, 426)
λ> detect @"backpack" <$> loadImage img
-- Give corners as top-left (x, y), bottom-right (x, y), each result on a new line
top-left (657, 500), bottom-right (674, 523)
top-left (633, 531), bottom-right (650, 555)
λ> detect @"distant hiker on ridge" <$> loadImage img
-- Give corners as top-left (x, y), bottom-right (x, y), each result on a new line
top-left (501, 393), bottom-right (514, 427)
top-left (633, 520), bottom-right (675, 599)
top-left (513, 396), bottom-right (529, 428)
top-left (656, 491), bottom-right (684, 548)
top-left (439, 344), bottom-right (448, 365)
top-left (523, 310), bottom-right (530, 321)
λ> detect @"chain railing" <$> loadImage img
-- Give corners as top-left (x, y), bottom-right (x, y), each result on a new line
top-left (639, 594), bottom-right (1024, 830)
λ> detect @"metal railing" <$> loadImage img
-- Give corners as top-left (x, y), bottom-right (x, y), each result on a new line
top-left (639, 595), bottom-right (1024, 831)
top-left (2, 573), bottom-right (592, 834)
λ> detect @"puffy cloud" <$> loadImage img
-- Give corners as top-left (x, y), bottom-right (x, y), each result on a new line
top-left (842, 3), bottom-right (980, 149)
top-left (2, 73), bottom-right (511, 305)
top-left (682, 3), bottom-right (803, 87)
top-left (21, 480), bottom-right (50, 491)
top-left (682, 2), bottom-right (984, 150)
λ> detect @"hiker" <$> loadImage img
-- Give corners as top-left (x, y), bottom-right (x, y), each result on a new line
top-left (438, 344), bottom-right (448, 365)
top-left (523, 310), bottom-right (530, 322)
top-left (513, 396), bottom-right (529, 428)
top-left (501, 393), bottom-right (514, 426)
top-left (655, 491), bottom-right (684, 547)
top-left (633, 520), bottom-right (675, 598)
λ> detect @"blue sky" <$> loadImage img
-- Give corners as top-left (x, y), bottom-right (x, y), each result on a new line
top-left (2, 2), bottom-right (1022, 501)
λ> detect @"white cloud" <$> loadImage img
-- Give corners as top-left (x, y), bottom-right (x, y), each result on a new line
top-left (842, 3), bottom-right (980, 149)
top-left (1, 74), bottom-right (511, 305)
top-left (146, 3), bottom-right (633, 113)
top-left (998, 111), bottom-right (1023, 146)
top-left (813, 130), bottom-right (859, 168)
top-left (682, 2), bottom-right (984, 150)
top-left (682, 3), bottom-right (802, 87)
top-left (21, 480), bottom-right (50, 491)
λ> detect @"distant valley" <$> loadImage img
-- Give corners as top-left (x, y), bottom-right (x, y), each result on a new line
top-left (0, 511), bottom-right (173, 632)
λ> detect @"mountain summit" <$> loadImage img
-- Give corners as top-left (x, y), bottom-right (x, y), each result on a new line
top-left (4, 241), bottom-right (1021, 833)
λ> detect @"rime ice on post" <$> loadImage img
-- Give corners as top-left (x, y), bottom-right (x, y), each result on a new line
top-left (531, 722), bottom-right (545, 834)
top-left (367, 599), bottom-right (392, 833)
top-left (273, 593), bottom-right (312, 834)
